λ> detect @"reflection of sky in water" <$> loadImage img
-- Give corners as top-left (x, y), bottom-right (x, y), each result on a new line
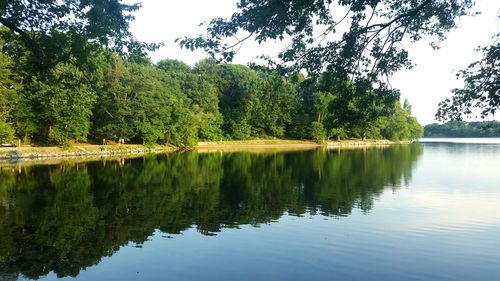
top-left (419, 138), bottom-right (500, 144)
top-left (35, 143), bottom-right (500, 281)
top-left (395, 142), bottom-right (500, 232)
top-left (413, 143), bottom-right (500, 190)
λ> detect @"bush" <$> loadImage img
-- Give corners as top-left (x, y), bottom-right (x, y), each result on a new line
top-left (0, 120), bottom-right (15, 143)
top-left (311, 121), bottom-right (327, 143)
top-left (329, 128), bottom-right (347, 141)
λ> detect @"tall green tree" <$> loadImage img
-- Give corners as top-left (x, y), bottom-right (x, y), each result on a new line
top-left (425, 121), bottom-right (500, 137)
top-left (250, 68), bottom-right (299, 138)
top-left (0, 48), bottom-right (17, 142)
top-left (0, 0), bottom-right (157, 70)
top-left (303, 74), bottom-right (403, 140)
top-left (92, 54), bottom-right (135, 142)
top-left (217, 64), bottom-right (261, 139)
top-left (158, 59), bottom-right (223, 141)
top-left (20, 63), bottom-right (97, 143)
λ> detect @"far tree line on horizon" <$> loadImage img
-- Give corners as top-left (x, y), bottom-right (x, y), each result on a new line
top-left (0, 0), bottom-right (498, 145)
top-left (424, 120), bottom-right (500, 138)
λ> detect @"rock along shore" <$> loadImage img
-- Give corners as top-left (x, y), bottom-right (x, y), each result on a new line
top-left (0, 145), bottom-right (175, 161)
top-left (1, 139), bottom-right (413, 162)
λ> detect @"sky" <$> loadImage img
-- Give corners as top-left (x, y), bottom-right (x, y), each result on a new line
top-left (124, 0), bottom-right (500, 125)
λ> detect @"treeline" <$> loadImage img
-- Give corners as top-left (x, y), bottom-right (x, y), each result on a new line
top-left (0, 30), bottom-right (422, 146)
top-left (424, 121), bottom-right (500, 138)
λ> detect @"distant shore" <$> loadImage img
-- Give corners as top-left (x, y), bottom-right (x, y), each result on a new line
top-left (0, 139), bottom-right (412, 162)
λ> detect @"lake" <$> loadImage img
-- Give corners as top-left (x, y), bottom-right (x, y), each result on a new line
top-left (1, 141), bottom-right (499, 281)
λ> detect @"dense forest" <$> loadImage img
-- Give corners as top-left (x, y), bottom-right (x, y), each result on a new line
top-left (0, 1), bottom-right (431, 147)
top-left (181, 0), bottom-right (498, 123)
top-left (1, 0), bottom-right (498, 147)
top-left (424, 121), bottom-right (500, 137)
top-left (0, 30), bottom-right (422, 146)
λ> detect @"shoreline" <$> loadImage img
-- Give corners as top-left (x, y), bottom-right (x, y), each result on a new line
top-left (0, 144), bottom-right (176, 162)
top-left (0, 139), bottom-right (412, 163)
top-left (326, 139), bottom-right (411, 147)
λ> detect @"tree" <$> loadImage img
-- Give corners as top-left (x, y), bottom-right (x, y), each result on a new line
top-left (0, 48), bottom-right (18, 143)
top-left (0, 119), bottom-right (14, 143)
top-left (376, 101), bottom-right (423, 141)
top-left (179, 0), bottom-right (474, 78)
top-left (23, 63), bottom-right (97, 144)
top-left (437, 32), bottom-right (499, 121)
top-left (216, 64), bottom-right (260, 139)
top-left (158, 59), bottom-right (224, 141)
top-left (311, 121), bottom-right (327, 143)
top-left (252, 68), bottom-right (299, 138)
top-left (1, 18), bottom-right (423, 146)
top-left (0, 0), bottom-right (157, 70)
top-left (329, 128), bottom-right (347, 141)
top-left (312, 91), bottom-right (335, 124)
top-left (424, 121), bottom-right (500, 137)
top-left (92, 54), bottom-right (135, 142)
top-left (157, 59), bottom-right (193, 74)
top-left (407, 116), bottom-right (424, 140)
top-left (165, 106), bottom-right (198, 146)
top-left (403, 98), bottom-right (413, 115)
top-left (301, 74), bottom-right (402, 139)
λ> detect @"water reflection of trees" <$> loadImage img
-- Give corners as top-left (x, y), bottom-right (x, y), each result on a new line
top-left (0, 145), bottom-right (422, 279)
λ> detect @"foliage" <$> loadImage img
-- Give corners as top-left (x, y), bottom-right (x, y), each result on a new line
top-left (407, 116), bottom-right (424, 140)
top-left (256, 70), bottom-right (299, 138)
top-left (425, 121), bottom-right (500, 137)
top-left (0, 0), bottom-right (158, 70)
top-left (0, 48), bottom-right (17, 142)
top-left (178, 0), bottom-right (474, 78)
top-left (158, 59), bottom-right (224, 142)
top-left (329, 128), bottom-right (347, 141)
top-left (20, 63), bottom-right (96, 144)
top-left (311, 121), bottom-right (327, 143)
top-left (0, 119), bottom-right (14, 142)
top-left (437, 32), bottom-right (500, 121)
top-left (292, 72), bottom-right (421, 141)
top-left (0, 24), bottom-right (422, 146)
top-left (374, 102), bottom-right (423, 141)
top-left (92, 54), bottom-right (136, 141)
top-left (179, 0), bottom-right (494, 127)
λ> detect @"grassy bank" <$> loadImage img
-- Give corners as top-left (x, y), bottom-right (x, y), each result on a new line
top-left (196, 139), bottom-right (321, 153)
top-left (326, 139), bottom-right (412, 147)
top-left (0, 144), bottom-right (175, 161)
top-left (1, 139), bottom-right (413, 162)
top-left (198, 139), bottom-right (411, 148)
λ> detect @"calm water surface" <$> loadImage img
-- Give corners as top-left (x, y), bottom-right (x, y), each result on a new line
top-left (1, 142), bottom-right (499, 281)
top-left (419, 137), bottom-right (500, 144)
